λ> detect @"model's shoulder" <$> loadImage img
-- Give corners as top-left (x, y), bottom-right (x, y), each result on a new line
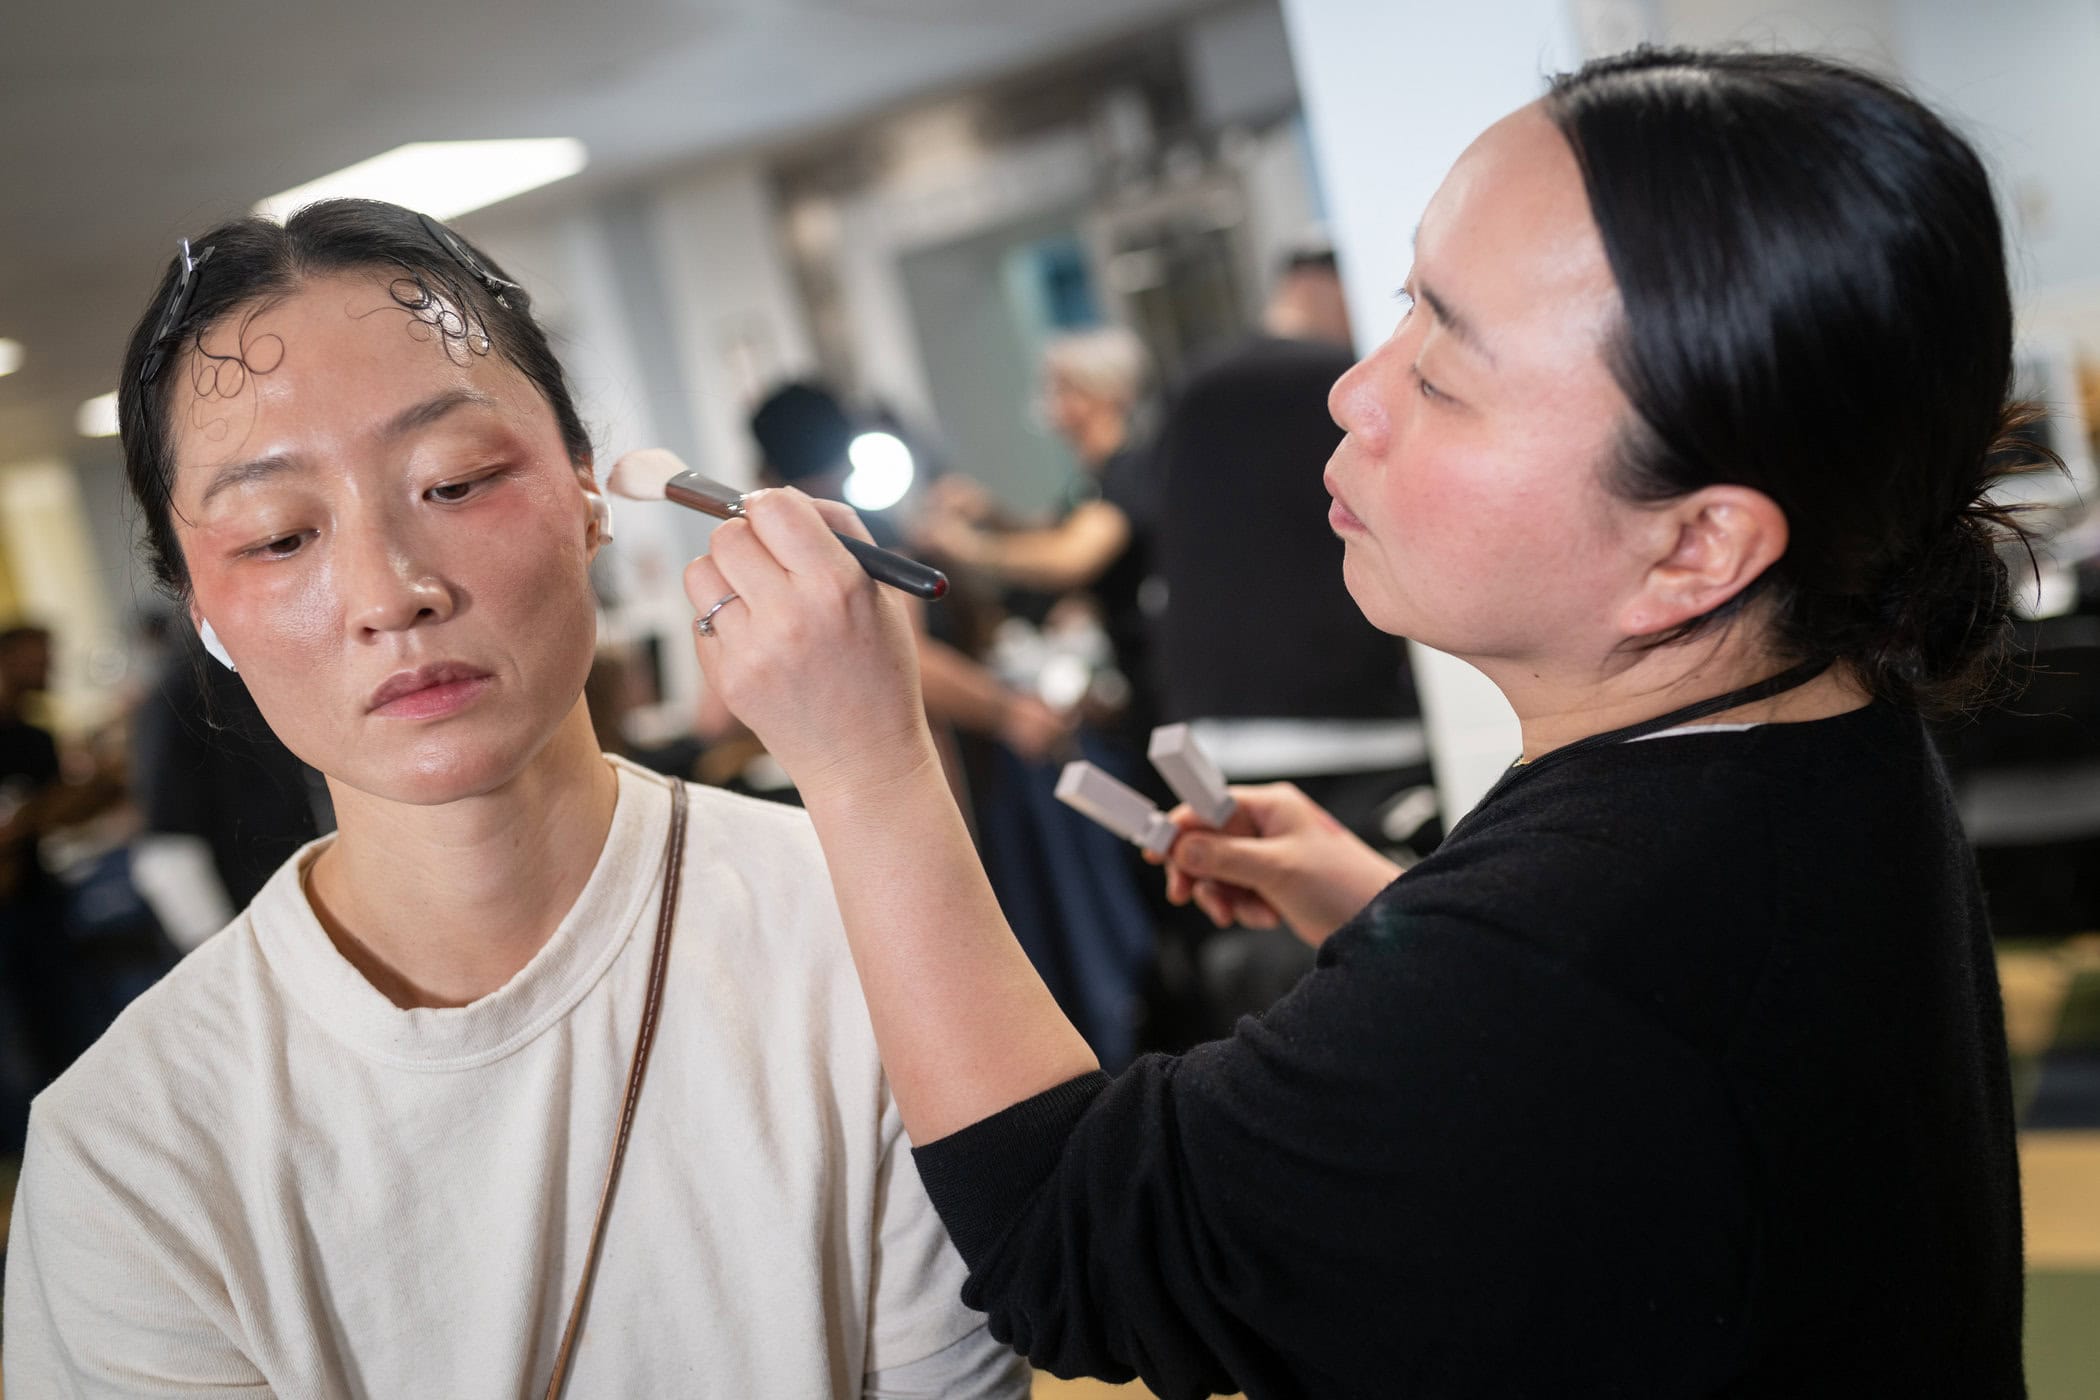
top-left (679, 782), bottom-right (825, 864)
top-left (30, 918), bottom-right (272, 1154)
top-left (680, 780), bottom-right (818, 833)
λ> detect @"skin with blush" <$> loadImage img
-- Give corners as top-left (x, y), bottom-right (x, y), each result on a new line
top-left (1324, 105), bottom-right (1867, 761)
top-left (165, 271), bottom-right (617, 1008)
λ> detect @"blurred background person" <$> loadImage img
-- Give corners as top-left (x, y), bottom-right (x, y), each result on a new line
top-left (0, 624), bottom-right (139, 1151)
top-left (698, 379), bottom-right (1071, 798)
top-left (129, 624), bottom-right (331, 952)
top-left (914, 325), bottom-right (1162, 752)
top-left (727, 380), bottom-right (1162, 1067)
top-left (1148, 246), bottom-right (1439, 1027)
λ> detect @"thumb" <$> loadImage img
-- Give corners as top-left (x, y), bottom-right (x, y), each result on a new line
top-left (1172, 831), bottom-right (1280, 890)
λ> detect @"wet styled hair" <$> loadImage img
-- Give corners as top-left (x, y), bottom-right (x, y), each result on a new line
top-left (1545, 48), bottom-right (2056, 717)
top-left (117, 199), bottom-right (592, 597)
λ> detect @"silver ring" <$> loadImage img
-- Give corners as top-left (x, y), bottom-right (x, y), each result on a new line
top-left (695, 592), bottom-right (740, 638)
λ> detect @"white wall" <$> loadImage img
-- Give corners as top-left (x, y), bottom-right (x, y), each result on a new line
top-left (1281, 0), bottom-right (1580, 822)
top-left (833, 129), bottom-right (1098, 428)
top-left (1891, 0), bottom-right (2100, 357)
top-left (0, 461), bottom-right (120, 734)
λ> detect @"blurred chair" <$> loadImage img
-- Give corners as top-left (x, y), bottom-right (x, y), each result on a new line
top-left (1946, 614), bottom-right (2100, 937)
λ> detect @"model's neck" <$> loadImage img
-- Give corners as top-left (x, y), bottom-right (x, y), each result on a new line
top-left (1479, 634), bottom-right (1872, 765)
top-left (306, 698), bottom-right (620, 1009)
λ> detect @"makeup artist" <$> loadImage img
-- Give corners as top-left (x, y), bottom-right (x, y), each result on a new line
top-left (2, 202), bottom-right (1026, 1400)
top-left (683, 49), bottom-right (2034, 1399)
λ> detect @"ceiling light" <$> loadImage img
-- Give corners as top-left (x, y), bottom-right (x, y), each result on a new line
top-left (0, 338), bottom-right (22, 377)
top-left (77, 392), bottom-right (120, 438)
top-left (255, 139), bottom-right (589, 224)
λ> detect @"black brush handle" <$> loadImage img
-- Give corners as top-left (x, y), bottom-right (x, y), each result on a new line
top-left (838, 532), bottom-right (948, 600)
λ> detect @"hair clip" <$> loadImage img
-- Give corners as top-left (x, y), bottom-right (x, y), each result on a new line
top-left (137, 238), bottom-right (216, 385)
top-left (417, 212), bottom-right (522, 308)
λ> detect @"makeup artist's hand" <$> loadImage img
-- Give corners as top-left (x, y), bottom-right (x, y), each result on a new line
top-left (1153, 784), bottom-right (1404, 948)
top-left (684, 488), bottom-right (936, 804)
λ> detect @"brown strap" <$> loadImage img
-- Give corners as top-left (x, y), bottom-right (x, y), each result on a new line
top-left (542, 777), bottom-right (689, 1400)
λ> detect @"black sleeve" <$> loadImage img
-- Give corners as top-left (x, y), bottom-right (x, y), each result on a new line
top-left (912, 901), bottom-right (1753, 1399)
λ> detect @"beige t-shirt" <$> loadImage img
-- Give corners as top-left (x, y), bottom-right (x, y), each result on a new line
top-left (4, 757), bottom-right (1021, 1398)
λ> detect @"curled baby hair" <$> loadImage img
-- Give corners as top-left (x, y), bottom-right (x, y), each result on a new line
top-left (117, 199), bottom-right (593, 597)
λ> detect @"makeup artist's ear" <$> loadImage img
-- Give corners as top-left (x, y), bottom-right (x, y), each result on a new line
top-left (187, 607), bottom-right (237, 671)
top-left (1616, 485), bottom-right (1787, 638)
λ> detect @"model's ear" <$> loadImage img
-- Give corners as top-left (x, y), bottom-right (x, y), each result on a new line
top-left (1617, 486), bottom-right (1788, 638)
top-left (576, 462), bottom-right (612, 552)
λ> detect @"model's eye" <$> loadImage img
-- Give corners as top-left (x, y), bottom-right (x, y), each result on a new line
top-left (428, 480), bottom-right (478, 504)
top-left (246, 532), bottom-right (310, 561)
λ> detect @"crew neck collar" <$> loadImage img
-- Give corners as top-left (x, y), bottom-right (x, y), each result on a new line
top-left (253, 757), bottom-right (674, 1071)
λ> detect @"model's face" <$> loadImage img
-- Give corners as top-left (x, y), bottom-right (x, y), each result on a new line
top-left (167, 272), bottom-right (602, 805)
top-left (1323, 105), bottom-right (1645, 668)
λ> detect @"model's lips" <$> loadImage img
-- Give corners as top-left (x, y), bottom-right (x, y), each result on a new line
top-left (367, 663), bottom-right (494, 718)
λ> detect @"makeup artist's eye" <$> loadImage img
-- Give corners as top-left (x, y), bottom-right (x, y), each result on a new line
top-left (1411, 362), bottom-right (1445, 402)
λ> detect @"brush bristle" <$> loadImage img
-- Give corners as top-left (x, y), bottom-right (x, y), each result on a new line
top-left (604, 448), bottom-right (692, 502)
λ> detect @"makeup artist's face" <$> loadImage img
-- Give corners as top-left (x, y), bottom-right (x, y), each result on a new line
top-left (168, 272), bottom-right (603, 805)
top-left (1323, 105), bottom-right (1642, 669)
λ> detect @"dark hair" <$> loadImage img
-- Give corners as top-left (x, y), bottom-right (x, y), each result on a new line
top-left (117, 199), bottom-right (593, 597)
top-left (1544, 48), bottom-right (2056, 717)
top-left (749, 380), bottom-right (855, 483)
top-left (1279, 245), bottom-right (1339, 278)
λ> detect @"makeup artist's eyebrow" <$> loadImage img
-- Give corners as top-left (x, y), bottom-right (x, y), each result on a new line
top-left (1415, 281), bottom-right (1497, 367)
top-left (1407, 225), bottom-right (1498, 367)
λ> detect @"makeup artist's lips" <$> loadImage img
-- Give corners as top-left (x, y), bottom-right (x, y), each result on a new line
top-left (367, 663), bottom-right (494, 719)
top-left (1323, 469), bottom-right (1367, 535)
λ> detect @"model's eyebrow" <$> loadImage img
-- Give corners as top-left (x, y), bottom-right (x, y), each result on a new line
top-left (380, 388), bottom-right (499, 442)
top-left (197, 454), bottom-right (301, 507)
top-left (195, 390), bottom-right (500, 508)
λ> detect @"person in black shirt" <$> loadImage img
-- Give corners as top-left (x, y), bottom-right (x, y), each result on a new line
top-left (914, 325), bottom-right (1161, 741)
top-left (1151, 252), bottom-right (1416, 738)
top-left (130, 629), bottom-right (329, 946)
top-left (682, 49), bottom-right (2036, 1398)
top-left (1, 625), bottom-right (66, 1147)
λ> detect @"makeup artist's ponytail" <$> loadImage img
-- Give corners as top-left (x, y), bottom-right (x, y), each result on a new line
top-left (1545, 48), bottom-right (2058, 718)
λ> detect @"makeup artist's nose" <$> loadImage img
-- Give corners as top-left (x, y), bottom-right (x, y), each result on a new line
top-left (1329, 347), bottom-right (1392, 454)
top-left (339, 529), bottom-right (456, 638)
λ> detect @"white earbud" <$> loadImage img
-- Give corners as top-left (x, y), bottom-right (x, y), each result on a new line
top-left (587, 491), bottom-right (614, 544)
top-left (198, 618), bottom-right (237, 672)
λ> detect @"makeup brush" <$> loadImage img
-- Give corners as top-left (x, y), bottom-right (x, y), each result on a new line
top-left (605, 449), bottom-right (948, 601)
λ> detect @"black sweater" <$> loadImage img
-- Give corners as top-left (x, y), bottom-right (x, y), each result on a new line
top-left (913, 700), bottom-right (2025, 1398)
